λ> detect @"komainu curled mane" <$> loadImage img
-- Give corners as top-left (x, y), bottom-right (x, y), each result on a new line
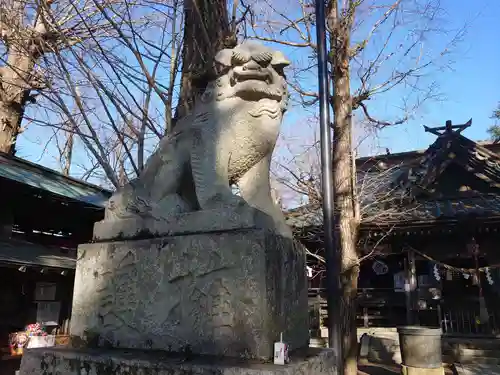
top-left (105, 41), bottom-right (291, 236)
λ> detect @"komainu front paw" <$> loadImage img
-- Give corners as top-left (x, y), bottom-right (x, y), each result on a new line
top-left (201, 192), bottom-right (248, 211)
top-left (157, 194), bottom-right (192, 216)
top-left (105, 185), bottom-right (153, 220)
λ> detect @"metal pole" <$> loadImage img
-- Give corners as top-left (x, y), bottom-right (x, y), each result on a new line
top-left (314, 0), bottom-right (343, 374)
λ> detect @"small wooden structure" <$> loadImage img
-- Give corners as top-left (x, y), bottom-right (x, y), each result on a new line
top-left (0, 152), bottom-right (110, 368)
top-left (288, 120), bottom-right (500, 337)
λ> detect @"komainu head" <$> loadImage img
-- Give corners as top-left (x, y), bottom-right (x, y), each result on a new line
top-left (198, 40), bottom-right (291, 120)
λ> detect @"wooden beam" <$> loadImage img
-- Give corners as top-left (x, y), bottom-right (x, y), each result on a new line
top-left (423, 118), bottom-right (472, 136)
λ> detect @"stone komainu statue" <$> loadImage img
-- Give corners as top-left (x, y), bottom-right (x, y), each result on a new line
top-left (105, 41), bottom-right (291, 235)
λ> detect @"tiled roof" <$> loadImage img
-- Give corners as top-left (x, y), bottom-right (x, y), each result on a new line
top-left (285, 204), bottom-right (322, 228)
top-left (285, 195), bottom-right (500, 230)
top-left (0, 152), bottom-right (112, 207)
top-left (285, 131), bottom-right (500, 230)
top-left (0, 238), bottom-right (76, 269)
top-left (414, 195), bottom-right (500, 220)
top-left (405, 132), bottom-right (500, 192)
top-left (356, 138), bottom-right (500, 169)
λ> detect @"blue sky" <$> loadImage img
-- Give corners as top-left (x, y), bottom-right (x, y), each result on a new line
top-left (373, 0), bottom-right (500, 154)
top-left (273, 0), bottom-right (500, 158)
top-left (14, 0), bottom-right (500, 183)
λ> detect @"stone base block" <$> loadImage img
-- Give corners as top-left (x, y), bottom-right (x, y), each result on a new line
top-left (93, 209), bottom-right (262, 241)
top-left (20, 347), bottom-right (336, 375)
top-left (70, 228), bottom-right (308, 360)
top-left (367, 334), bottom-right (402, 365)
top-left (401, 365), bottom-right (445, 375)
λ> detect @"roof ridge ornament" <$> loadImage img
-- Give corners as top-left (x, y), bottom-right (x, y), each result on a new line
top-left (423, 119), bottom-right (472, 136)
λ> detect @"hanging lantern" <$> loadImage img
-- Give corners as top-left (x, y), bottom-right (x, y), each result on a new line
top-left (467, 237), bottom-right (479, 257)
top-left (372, 260), bottom-right (389, 275)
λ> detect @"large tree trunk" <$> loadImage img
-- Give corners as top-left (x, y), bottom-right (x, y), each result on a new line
top-left (329, 2), bottom-right (359, 375)
top-left (174, 0), bottom-right (236, 124)
top-left (333, 70), bottom-right (360, 375)
top-left (0, 49), bottom-right (34, 154)
top-left (0, 102), bottom-right (23, 154)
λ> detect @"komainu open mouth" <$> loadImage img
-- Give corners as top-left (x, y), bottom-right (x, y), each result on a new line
top-left (233, 80), bottom-right (283, 101)
top-left (233, 69), bottom-right (273, 85)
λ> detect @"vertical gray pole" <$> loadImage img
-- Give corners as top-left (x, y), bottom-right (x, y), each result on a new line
top-left (314, 0), bottom-right (343, 373)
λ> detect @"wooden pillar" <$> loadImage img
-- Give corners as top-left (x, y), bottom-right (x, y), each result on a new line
top-left (0, 209), bottom-right (13, 238)
top-left (363, 307), bottom-right (369, 328)
top-left (405, 249), bottom-right (418, 325)
top-left (404, 257), bottom-right (411, 324)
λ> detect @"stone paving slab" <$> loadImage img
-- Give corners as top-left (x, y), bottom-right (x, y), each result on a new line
top-left (454, 363), bottom-right (500, 375)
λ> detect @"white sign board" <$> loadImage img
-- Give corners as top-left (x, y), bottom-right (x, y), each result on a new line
top-left (26, 335), bottom-right (55, 348)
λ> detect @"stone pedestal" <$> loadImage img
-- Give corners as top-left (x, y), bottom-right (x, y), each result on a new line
top-left (20, 347), bottom-right (336, 375)
top-left (69, 219), bottom-right (308, 360)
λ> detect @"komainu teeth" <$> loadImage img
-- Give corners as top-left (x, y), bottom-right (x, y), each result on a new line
top-left (253, 52), bottom-right (273, 64)
top-left (232, 51), bottom-right (251, 65)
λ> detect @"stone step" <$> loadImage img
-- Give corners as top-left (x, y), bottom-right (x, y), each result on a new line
top-left (443, 338), bottom-right (500, 363)
top-left (454, 363), bottom-right (500, 375)
top-left (309, 338), bottom-right (327, 348)
top-left (443, 347), bottom-right (500, 355)
top-left (443, 348), bottom-right (500, 364)
top-left (444, 337), bottom-right (500, 350)
top-left (357, 331), bottom-right (500, 366)
top-left (445, 356), bottom-right (500, 365)
top-left (20, 347), bottom-right (339, 375)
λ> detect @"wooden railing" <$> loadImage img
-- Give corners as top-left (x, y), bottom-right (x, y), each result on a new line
top-left (308, 287), bottom-right (407, 328)
top-left (309, 287), bottom-right (500, 335)
top-left (439, 307), bottom-right (500, 336)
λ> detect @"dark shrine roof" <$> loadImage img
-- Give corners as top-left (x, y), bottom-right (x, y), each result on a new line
top-left (0, 153), bottom-right (112, 269)
top-left (0, 152), bottom-right (112, 208)
top-left (0, 238), bottom-right (76, 269)
top-left (397, 132), bottom-right (500, 193)
top-left (285, 122), bottom-right (500, 232)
